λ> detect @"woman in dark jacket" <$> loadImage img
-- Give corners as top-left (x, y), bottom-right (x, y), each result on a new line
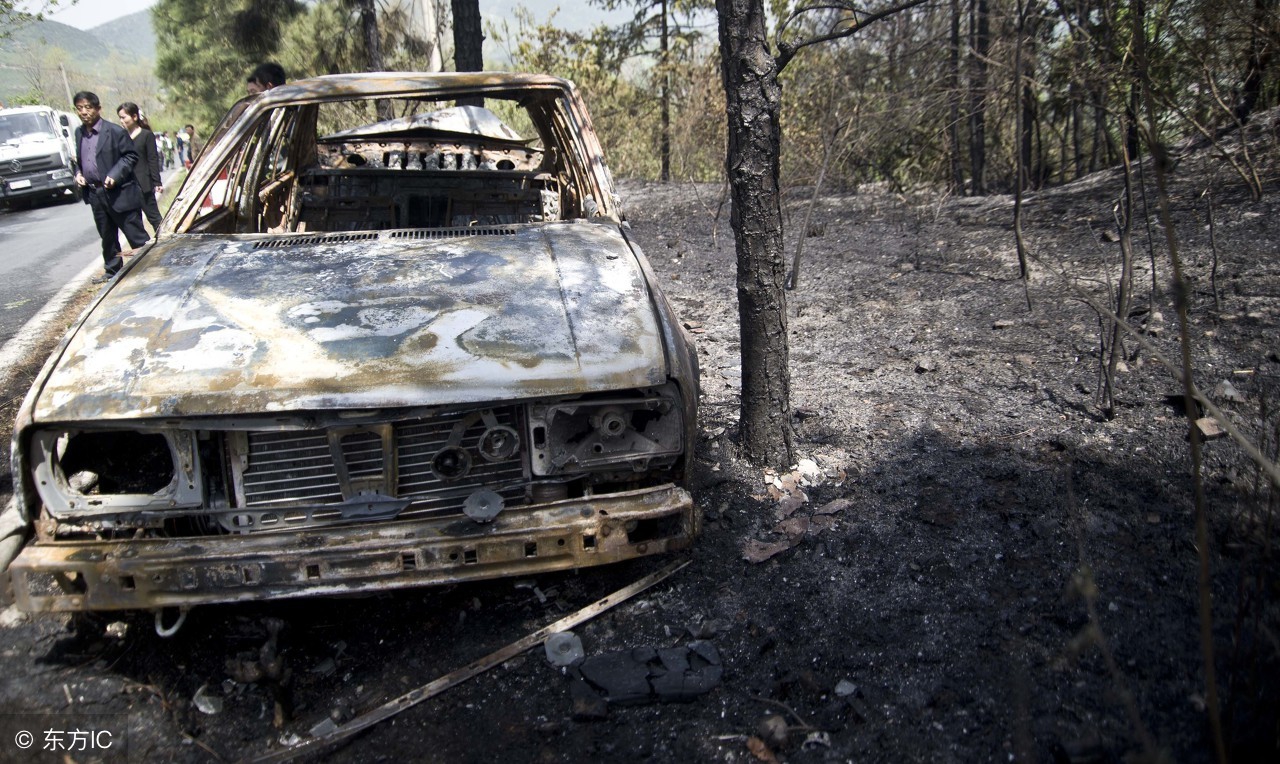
top-left (116, 102), bottom-right (163, 233)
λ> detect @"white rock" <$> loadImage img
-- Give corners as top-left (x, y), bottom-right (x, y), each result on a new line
top-left (1214, 380), bottom-right (1246, 402)
top-left (193, 684), bottom-right (223, 715)
top-left (796, 458), bottom-right (823, 484)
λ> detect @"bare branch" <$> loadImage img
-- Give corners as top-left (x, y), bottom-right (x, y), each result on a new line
top-left (776, 0), bottom-right (934, 72)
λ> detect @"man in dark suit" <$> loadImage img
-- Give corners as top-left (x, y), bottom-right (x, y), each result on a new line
top-left (72, 91), bottom-right (148, 280)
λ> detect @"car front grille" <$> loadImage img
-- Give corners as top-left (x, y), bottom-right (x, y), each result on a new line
top-left (228, 405), bottom-right (528, 532)
top-left (0, 153), bottom-right (61, 177)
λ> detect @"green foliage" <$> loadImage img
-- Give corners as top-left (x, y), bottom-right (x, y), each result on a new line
top-left (276, 0), bottom-right (363, 78)
top-left (144, 0), bottom-right (1278, 195)
top-left (153, 0), bottom-right (302, 132)
top-left (0, 0), bottom-right (63, 41)
top-left (275, 0), bottom-right (439, 80)
top-left (492, 5), bottom-right (723, 181)
top-left (153, 0), bottom-right (255, 130)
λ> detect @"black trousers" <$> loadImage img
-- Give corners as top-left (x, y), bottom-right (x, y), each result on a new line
top-left (86, 187), bottom-right (148, 275)
top-left (140, 189), bottom-right (163, 231)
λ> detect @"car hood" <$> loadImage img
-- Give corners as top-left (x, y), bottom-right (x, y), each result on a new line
top-left (34, 222), bottom-right (667, 422)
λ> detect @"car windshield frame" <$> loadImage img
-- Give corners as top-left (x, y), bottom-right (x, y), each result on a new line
top-left (167, 75), bottom-right (619, 236)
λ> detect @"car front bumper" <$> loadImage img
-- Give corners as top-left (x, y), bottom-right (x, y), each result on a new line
top-left (1, 172), bottom-right (76, 202)
top-left (8, 484), bottom-right (696, 613)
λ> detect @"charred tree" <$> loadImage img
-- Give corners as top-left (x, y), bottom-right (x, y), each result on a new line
top-left (948, 0), bottom-right (965, 193)
top-left (1012, 0), bottom-right (1032, 302)
top-left (451, 0), bottom-right (484, 106)
top-left (355, 0), bottom-right (384, 70)
top-left (968, 0), bottom-right (990, 195)
top-left (356, 0), bottom-right (392, 120)
top-left (1233, 0), bottom-right (1277, 125)
top-left (716, 0), bottom-right (928, 467)
top-left (715, 0), bottom-right (794, 466)
top-left (660, 0), bottom-right (671, 181)
top-left (452, 0), bottom-right (484, 72)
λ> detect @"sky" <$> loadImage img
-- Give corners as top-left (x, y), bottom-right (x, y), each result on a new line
top-left (19, 0), bottom-right (157, 30)
top-left (20, 0), bottom-right (623, 34)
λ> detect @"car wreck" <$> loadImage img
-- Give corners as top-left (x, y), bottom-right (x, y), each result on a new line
top-left (5, 73), bottom-right (699, 621)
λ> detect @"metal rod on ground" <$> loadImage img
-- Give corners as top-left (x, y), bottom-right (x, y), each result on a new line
top-left (248, 559), bottom-right (691, 764)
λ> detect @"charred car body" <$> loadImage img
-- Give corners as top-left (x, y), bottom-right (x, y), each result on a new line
top-left (7, 73), bottom-right (699, 616)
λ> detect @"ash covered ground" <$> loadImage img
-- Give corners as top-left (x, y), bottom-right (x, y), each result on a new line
top-left (0, 117), bottom-right (1278, 763)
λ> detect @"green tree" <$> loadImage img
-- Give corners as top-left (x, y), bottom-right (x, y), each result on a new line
top-left (491, 7), bottom-right (724, 182)
top-left (0, 1), bottom-right (66, 41)
top-left (153, 0), bottom-right (302, 129)
top-left (274, 1), bottom-right (443, 82)
top-left (590, 0), bottom-right (713, 181)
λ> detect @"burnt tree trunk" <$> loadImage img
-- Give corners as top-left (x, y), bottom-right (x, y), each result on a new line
top-left (948, 0), bottom-right (965, 193)
top-left (357, 0), bottom-right (392, 120)
top-left (715, 0), bottom-right (795, 467)
top-left (1234, 0), bottom-right (1276, 126)
top-left (659, 0), bottom-right (671, 182)
top-left (358, 0), bottom-right (383, 70)
top-left (451, 0), bottom-right (484, 72)
top-left (967, 0), bottom-right (989, 195)
top-left (451, 0), bottom-right (485, 107)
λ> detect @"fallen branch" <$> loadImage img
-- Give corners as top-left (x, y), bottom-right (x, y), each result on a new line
top-left (250, 559), bottom-right (690, 763)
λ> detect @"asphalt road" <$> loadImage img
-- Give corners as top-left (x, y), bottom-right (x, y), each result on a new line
top-left (0, 193), bottom-right (101, 344)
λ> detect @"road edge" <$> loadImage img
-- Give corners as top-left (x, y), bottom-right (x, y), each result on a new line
top-left (0, 247), bottom-right (100, 396)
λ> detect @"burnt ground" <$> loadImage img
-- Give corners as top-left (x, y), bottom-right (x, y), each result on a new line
top-left (0, 116), bottom-right (1278, 764)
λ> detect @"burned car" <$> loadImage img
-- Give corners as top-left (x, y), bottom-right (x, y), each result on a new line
top-left (6, 73), bottom-right (699, 619)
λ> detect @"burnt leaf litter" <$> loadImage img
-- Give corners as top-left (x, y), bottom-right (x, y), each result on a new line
top-left (1, 114), bottom-right (1279, 762)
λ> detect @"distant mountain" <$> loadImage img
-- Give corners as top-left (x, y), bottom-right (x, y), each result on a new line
top-left (3, 17), bottom-right (113, 64)
top-left (91, 10), bottom-right (158, 61)
top-left (0, 3), bottom-right (615, 106)
top-left (0, 12), bottom-right (156, 107)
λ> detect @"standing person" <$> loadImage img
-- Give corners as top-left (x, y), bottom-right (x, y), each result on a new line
top-left (117, 102), bottom-right (163, 234)
top-left (72, 91), bottom-right (147, 280)
top-left (160, 131), bottom-right (174, 168)
top-left (174, 128), bottom-right (187, 168)
top-left (182, 124), bottom-right (203, 168)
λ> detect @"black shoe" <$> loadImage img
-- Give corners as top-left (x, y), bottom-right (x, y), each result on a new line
top-left (93, 271), bottom-right (117, 284)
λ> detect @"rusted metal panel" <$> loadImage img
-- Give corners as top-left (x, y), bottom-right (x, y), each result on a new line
top-left (34, 222), bottom-right (665, 422)
top-left (9, 484), bottom-right (696, 612)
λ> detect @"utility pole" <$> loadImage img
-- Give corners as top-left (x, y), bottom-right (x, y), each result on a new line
top-left (59, 63), bottom-right (73, 109)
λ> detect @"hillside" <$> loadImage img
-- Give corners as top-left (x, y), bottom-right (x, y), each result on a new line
top-left (0, 10), bottom-right (156, 106)
top-left (90, 10), bottom-right (158, 62)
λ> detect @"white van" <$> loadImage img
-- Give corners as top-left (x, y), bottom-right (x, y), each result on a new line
top-left (0, 105), bottom-right (80, 208)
